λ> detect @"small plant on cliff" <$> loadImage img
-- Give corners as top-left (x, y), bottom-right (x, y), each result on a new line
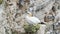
top-left (23, 23), bottom-right (40, 34)
top-left (0, 0), bottom-right (3, 4)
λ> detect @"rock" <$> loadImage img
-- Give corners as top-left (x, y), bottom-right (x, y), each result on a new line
top-left (37, 24), bottom-right (46, 34)
top-left (0, 0), bottom-right (60, 34)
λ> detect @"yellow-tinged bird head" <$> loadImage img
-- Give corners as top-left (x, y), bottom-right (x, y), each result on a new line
top-left (27, 12), bottom-right (33, 17)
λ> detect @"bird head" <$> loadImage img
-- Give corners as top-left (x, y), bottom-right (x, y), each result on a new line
top-left (27, 12), bottom-right (33, 17)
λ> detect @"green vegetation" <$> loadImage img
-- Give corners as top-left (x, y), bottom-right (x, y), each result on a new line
top-left (0, 0), bottom-right (3, 4)
top-left (23, 23), bottom-right (40, 34)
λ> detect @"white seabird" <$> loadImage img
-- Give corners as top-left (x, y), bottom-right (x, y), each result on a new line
top-left (25, 12), bottom-right (40, 24)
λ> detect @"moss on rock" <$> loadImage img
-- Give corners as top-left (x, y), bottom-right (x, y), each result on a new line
top-left (0, 0), bottom-right (3, 4)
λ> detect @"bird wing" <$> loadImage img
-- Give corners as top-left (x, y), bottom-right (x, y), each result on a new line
top-left (25, 16), bottom-right (40, 24)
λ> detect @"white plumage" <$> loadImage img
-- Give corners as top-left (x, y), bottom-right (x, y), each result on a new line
top-left (25, 12), bottom-right (40, 24)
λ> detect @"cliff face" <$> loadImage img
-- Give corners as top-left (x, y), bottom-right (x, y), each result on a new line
top-left (0, 0), bottom-right (60, 34)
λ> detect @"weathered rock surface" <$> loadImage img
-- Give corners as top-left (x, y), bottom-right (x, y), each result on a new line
top-left (0, 0), bottom-right (60, 34)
